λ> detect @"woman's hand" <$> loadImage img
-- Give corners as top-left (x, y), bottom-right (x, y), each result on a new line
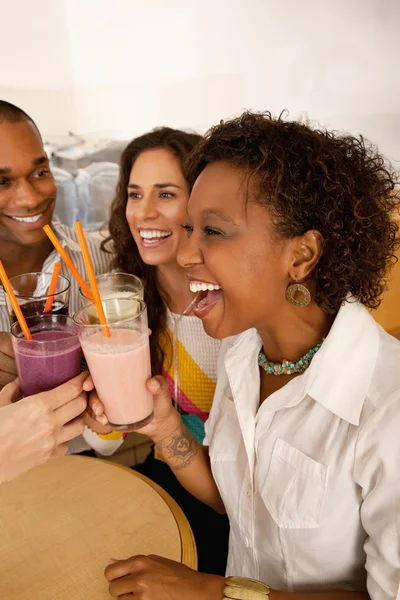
top-left (86, 375), bottom-right (181, 443)
top-left (104, 555), bottom-right (225, 600)
top-left (0, 372), bottom-right (88, 484)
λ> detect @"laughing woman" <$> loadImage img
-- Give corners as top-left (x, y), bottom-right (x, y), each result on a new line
top-left (94, 127), bottom-right (229, 575)
top-left (102, 113), bottom-right (400, 600)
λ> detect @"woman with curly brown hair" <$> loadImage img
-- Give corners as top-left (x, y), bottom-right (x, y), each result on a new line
top-left (94, 127), bottom-right (229, 575)
top-left (103, 113), bottom-right (400, 600)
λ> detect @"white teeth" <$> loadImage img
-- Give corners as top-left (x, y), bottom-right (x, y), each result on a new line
top-left (140, 230), bottom-right (172, 239)
top-left (197, 297), bottom-right (207, 308)
top-left (189, 282), bottom-right (222, 293)
top-left (11, 214), bottom-right (43, 223)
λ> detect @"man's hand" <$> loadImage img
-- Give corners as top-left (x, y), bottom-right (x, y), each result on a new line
top-left (105, 555), bottom-right (225, 600)
top-left (0, 332), bottom-right (17, 389)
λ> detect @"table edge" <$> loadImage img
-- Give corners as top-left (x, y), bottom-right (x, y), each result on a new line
top-left (107, 460), bottom-right (198, 570)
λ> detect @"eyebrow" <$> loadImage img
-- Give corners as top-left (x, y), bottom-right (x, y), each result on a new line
top-left (127, 182), bottom-right (183, 190)
top-left (0, 155), bottom-right (48, 176)
top-left (32, 155), bottom-right (49, 167)
top-left (202, 209), bottom-right (238, 225)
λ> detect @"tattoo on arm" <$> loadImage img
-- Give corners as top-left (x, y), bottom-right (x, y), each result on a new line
top-left (156, 425), bottom-right (198, 471)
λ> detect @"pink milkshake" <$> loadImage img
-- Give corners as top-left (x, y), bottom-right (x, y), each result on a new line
top-left (74, 298), bottom-right (154, 430)
top-left (81, 329), bottom-right (152, 427)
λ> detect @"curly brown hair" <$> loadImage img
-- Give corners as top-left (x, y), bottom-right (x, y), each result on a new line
top-left (185, 111), bottom-right (400, 313)
top-left (102, 127), bottom-right (202, 374)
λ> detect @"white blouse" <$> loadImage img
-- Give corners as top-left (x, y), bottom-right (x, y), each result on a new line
top-left (204, 300), bottom-right (400, 599)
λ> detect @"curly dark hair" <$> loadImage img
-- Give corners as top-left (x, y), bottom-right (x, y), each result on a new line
top-left (102, 127), bottom-right (202, 374)
top-left (185, 111), bottom-right (400, 313)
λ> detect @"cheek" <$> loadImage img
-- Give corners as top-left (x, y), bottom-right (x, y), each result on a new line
top-left (37, 179), bottom-right (57, 196)
top-left (164, 200), bottom-right (187, 227)
top-left (210, 244), bottom-right (282, 304)
top-left (125, 204), bottom-right (137, 230)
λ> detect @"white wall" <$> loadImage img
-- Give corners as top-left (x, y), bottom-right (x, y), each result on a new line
top-left (1, 0), bottom-right (399, 162)
top-left (0, 0), bottom-right (76, 134)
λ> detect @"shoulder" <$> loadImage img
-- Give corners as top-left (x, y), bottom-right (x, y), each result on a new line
top-left (54, 224), bottom-right (113, 275)
top-left (355, 328), bottom-right (400, 469)
top-left (366, 327), bottom-right (400, 412)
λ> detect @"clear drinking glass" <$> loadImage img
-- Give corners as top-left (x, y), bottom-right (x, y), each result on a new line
top-left (79, 272), bottom-right (144, 305)
top-left (74, 298), bottom-right (153, 431)
top-left (6, 272), bottom-right (71, 327)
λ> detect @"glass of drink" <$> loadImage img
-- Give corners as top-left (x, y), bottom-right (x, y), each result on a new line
top-left (11, 315), bottom-right (82, 397)
top-left (7, 272), bottom-right (71, 326)
top-left (79, 272), bottom-right (144, 305)
top-left (74, 298), bottom-right (153, 431)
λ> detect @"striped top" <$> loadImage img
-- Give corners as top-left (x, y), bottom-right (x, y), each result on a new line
top-left (159, 309), bottom-right (220, 446)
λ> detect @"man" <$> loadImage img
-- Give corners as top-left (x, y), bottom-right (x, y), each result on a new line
top-left (0, 100), bottom-right (110, 385)
top-left (0, 101), bottom-right (121, 457)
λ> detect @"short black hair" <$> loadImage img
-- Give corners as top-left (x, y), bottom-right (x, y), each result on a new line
top-left (0, 100), bottom-right (39, 133)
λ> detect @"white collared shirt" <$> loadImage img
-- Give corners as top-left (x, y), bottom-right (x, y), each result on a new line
top-left (0, 223), bottom-right (111, 332)
top-left (204, 301), bottom-right (400, 599)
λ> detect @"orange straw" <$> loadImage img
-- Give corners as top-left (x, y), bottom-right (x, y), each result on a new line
top-left (75, 222), bottom-right (110, 338)
top-left (43, 225), bottom-right (93, 300)
top-left (0, 261), bottom-right (32, 340)
top-left (43, 262), bottom-right (61, 313)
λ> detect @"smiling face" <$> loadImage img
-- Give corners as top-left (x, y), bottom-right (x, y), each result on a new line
top-left (125, 148), bottom-right (190, 268)
top-left (0, 120), bottom-right (56, 249)
top-left (177, 161), bottom-right (295, 339)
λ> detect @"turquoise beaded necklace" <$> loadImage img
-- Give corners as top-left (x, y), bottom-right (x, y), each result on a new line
top-left (258, 338), bottom-right (325, 375)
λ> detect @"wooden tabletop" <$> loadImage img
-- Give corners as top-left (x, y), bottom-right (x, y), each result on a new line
top-left (0, 455), bottom-right (197, 599)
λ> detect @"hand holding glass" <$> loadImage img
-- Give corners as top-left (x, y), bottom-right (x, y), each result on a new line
top-left (74, 298), bottom-right (153, 431)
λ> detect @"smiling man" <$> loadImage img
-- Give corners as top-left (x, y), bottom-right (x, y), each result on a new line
top-left (0, 101), bottom-right (111, 388)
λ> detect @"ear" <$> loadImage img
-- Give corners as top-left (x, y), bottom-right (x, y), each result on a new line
top-left (288, 230), bottom-right (323, 281)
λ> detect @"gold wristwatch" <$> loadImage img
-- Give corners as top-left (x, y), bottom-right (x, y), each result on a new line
top-left (223, 576), bottom-right (271, 600)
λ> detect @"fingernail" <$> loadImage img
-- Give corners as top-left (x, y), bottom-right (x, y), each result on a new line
top-left (149, 379), bottom-right (160, 392)
top-left (94, 404), bottom-right (101, 416)
top-left (107, 558), bottom-right (118, 565)
top-left (100, 415), bottom-right (108, 425)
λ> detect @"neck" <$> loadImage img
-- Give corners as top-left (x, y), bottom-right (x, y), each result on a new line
top-left (156, 262), bottom-right (195, 315)
top-left (0, 238), bottom-right (53, 279)
top-left (257, 302), bottom-right (336, 364)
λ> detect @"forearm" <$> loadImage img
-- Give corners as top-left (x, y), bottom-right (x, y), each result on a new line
top-left (154, 420), bottom-right (225, 513)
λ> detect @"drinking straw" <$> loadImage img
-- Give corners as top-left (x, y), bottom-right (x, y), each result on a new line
top-left (43, 225), bottom-right (93, 299)
top-left (75, 222), bottom-right (110, 338)
top-left (43, 262), bottom-right (61, 313)
top-left (0, 261), bottom-right (32, 340)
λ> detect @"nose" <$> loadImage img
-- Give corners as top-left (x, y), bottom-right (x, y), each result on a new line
top-left (139, 195), bottom-right (159, 220)
top-left (14, 179), bottom-right (42, 209)
top-left (177, 231), bottom-right (203, 269)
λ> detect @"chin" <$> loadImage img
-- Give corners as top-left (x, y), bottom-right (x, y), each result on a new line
top-left (203, 312), bottom-right (248, 340)
top-left (18, 229), bottom-right (49, 247)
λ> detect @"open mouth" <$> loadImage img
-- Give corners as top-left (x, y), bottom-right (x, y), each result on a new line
top-left (7, 213), bottom-right (43, 224)
top-left (139, 229), bottom-right (172, 247)
top-left (189, 281), bottom-right (223, 317)
top-left (4, 200), bottom-right (54, 229)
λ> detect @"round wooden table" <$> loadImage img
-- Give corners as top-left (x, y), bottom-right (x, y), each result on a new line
top-left (0, 455), bottom-right (197, 599)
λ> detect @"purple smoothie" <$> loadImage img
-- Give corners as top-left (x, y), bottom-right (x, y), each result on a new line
top-left (14, 330), bottom-right (82, 397)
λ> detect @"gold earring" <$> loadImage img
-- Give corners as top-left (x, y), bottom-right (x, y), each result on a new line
top-left (286, 283), bottom-right (311, 307)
